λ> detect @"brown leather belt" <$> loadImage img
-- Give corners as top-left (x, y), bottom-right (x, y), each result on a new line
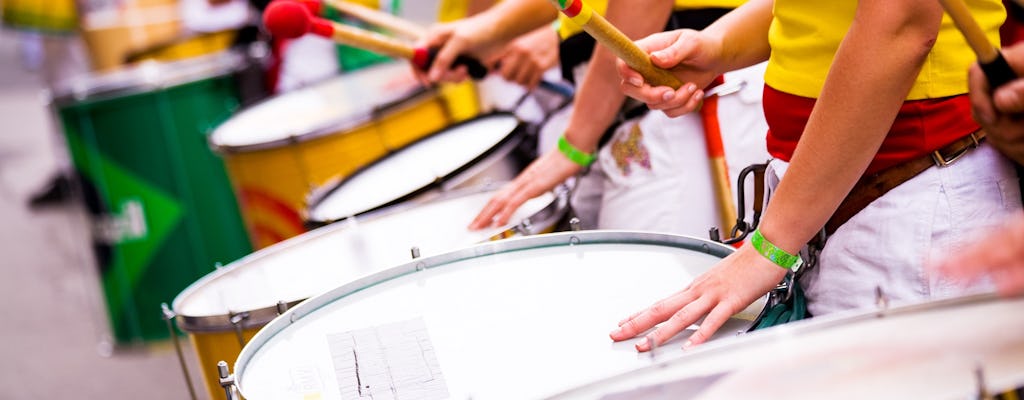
top-left (824, 131), bottom-right (986, 236)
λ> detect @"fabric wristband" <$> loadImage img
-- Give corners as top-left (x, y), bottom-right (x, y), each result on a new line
top-left (750, 229), bottom-right (803, 270)
top-left (558, 135), bottom-right (596, 167)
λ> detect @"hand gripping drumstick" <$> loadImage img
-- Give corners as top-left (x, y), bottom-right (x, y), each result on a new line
top-left (550, 0), bottom-right (738, 236)
top-left (938, 0), bottom-right (1018, 89)
top-left (263, 0), bottom-right (489, 78)
top-left (297, 0), bottom-right (426, 39)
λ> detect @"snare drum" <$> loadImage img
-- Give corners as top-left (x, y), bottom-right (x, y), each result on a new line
top-left (305, 112), bottom-right (532, 225)
top-left (172, 187), bottom-right (567, 399)
top-left (210, 62), bottom-right (473, 248)
top-left (229, 231), bottom-right (768, 400)
top-left (552, 294), bottom-right (1024, 400)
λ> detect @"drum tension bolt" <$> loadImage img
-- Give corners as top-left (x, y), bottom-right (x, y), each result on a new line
top-left (410, 246), bottom-right (421, 259)
top-left (218, 361), bottom-right (239, 400)
top-left (569, 217), bottom-right (581, 232)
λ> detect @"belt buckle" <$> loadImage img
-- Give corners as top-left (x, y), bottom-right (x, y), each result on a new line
top-left (931, 132), bottom-right (980, 167)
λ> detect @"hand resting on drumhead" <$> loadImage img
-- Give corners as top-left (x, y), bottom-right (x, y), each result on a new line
top-left (610, 244), bottom-right (786, 351)
top-left (468, 149), bottom-right (580, 230)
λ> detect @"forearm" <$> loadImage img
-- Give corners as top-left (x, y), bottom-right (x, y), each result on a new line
top-left (702, 0), bottom-right (773, 73)
top-left (758, 0), bottom-right (942, 253)
top-left (471, 0), bottom-right (558, 48)
top-left (565, 0), bottom-right (675, 150)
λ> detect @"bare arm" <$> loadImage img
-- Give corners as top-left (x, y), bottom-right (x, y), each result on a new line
top-left (468, 0), bottom-right (676, 229)
top-left (759, 0), bottom-right (943, 253)
top-left (612, 0), bottom-right (945, 351)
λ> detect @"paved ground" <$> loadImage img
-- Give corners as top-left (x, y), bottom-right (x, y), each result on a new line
top-left (0, 30), bottom-right (210, 400)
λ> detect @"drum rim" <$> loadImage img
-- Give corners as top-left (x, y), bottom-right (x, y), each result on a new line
top-left (232, 230), bottom-right (739, 394)
top-left (49, 51), bottom-right (245, 106)
top-left (304, 112), bottom-right (527, 223)
top-left (547, 292), bottom-right (1008, 399)
top-left (208, 64), bottom-right (434, 153)
top-left (170, 185), bottom-right (569, 332)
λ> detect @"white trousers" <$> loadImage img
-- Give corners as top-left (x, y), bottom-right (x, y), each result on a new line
top-left (596, 63), bottom-right (770, 236)
top-left (768, 143), bottom-right (1023, 316)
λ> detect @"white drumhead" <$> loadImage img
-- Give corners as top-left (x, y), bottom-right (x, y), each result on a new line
top-left (210, 62), bottom-right (422, 148)
top-left (552, 295), bottom-right (1024, 400)
top-left (308, 114), bottom-right (520, 221)
top-left (174, 189), bottom-right (558, 319)
top-left (235, 232), bottom-right (766, 400)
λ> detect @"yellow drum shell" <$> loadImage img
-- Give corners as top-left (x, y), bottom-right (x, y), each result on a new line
top-left (211, 63), bottom-right (479, 249)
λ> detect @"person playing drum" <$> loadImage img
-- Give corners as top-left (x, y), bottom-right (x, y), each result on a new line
top-left (613, 0), bottom-right (1022, 351)
top-left (418, 0), bottom-right (764, 235)
top-left (935, 40), bottom-right (1024, 298)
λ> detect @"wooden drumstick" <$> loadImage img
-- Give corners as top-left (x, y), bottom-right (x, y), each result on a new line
top-left (264, 1), bottom-right (489, 77)
top-left (321, 0), bottom-right (427, 39)
top-left (938, 0), bottom-right (1018, 88)
top-left (550, 0), bottom-right (738, 236)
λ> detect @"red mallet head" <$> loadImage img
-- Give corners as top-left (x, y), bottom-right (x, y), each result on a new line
top-left (263, 0), bottom-right (333, 39)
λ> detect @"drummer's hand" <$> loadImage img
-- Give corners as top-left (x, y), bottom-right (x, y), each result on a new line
top-left (932, 212), bottom-right (1024, 298)
top-left (491, 26), bottom-right (559, 89)
top-left (611, 243), bottom-right (787, 351)
top-left (968, 42), bottom-right (1024, 165)
top-left (616, 29), bottom-right (721, 118)
top-left (469, 149), bottom-right (581, 230)
top-left (415, 19), bottom-right (500, 84)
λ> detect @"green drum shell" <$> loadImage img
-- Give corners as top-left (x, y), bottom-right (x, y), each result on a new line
top-left (53, 53), bottom-right (253, 345)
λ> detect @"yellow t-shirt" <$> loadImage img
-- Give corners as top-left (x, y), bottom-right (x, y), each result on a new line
top-left (765, 0), bottom-right (1005, 100)
top-left (556, 0), bottom-right (745, 40)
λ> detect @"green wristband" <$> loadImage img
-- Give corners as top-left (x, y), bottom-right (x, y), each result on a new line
top-left (750, 229), bottom-right (803, 270)
top-left (558, 135), bottom-right (596, 167)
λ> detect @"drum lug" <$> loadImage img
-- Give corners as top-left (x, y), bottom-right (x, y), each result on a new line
top-left (569, 217), bottom-right (582, 232)
top-left (974, 364), bottom-right (991, 400)
top-left (230, 311), bottom-right (251, 347)
top-left (218, 361), bottom-right (239, 400)
top-left (874, 286), bottom-right (890, 314)
top-left (161, 303), bottom-right (198, 400)
top-left (276, 301), bottom-right (289, 315)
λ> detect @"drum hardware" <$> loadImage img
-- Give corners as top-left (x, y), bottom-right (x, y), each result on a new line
top-left (874, 286), bottom-right (890, 314)
top-left (569, 217), bottom-right (582, 232)
top-left (229, 311), bottom-right (251, 347)
top-left (161, 303), bottom-right (198, 400)
top-left (410, 246), bottom-right (421, 259)
top-left (276, 301), bottom-right (289, 315)
top-left (218, 361), bottom-right (239, 400)
top-left (974, 364), bottom-right (995, 400)
top-left (708, 162), bottom-right (768, 245)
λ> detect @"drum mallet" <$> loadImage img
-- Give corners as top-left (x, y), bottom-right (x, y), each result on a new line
top-left (938, 0), bottom-right (1018, 89)
top-left (264, 0), bottom-right (490, 78)
top-left (549, 0), bottom-right (738, 236)
top-left (293, 0), bottom-right (426, 39)
top-left (264, 1), bottom-right (576, 98)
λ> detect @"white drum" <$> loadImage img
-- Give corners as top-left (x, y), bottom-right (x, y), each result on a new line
top-left (306, 112), bottom-right (531, 225)
top-left (551, 294), bottom-right (1024, 400)
top-left (172, 187), bottom-right (567, 399)
top-left (231, 231), bottom-right (769, 400)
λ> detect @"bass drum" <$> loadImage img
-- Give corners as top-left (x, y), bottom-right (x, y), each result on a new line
top-left (230, 231), bottom-right (769, 400)
top-left (305, 112), bottom-right (533, 226)
top-left (210, 62), bottom-right (470, 248)
top-left (551, 294), bottom-right (1024, 400)
top-left (171, 186), bottom-right (567, 400)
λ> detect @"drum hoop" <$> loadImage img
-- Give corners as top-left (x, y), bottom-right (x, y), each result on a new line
top-left (171, 184), bottom-right (568, 332)
top-left (233, 230), bottom-right (738, 393)
top-left (209, 72), bottom-right (433, 153)
top-left (49, 51), bottom-right (246, 106)
top-left (548, 292), bottom-right (1007, 399)
top-left (304, 112), bottom-right (526, 223)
